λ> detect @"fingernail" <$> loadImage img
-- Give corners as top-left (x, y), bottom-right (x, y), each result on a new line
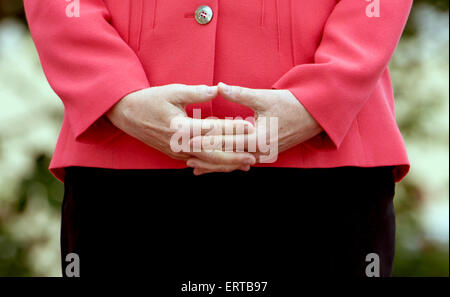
top-left (241, 165), bottom-right (251, 172)
top-left (221, 83), bottom-right (231, 95)
top-left (245, 158), bottom-right (256, 165)
top-left (187, 160), bottom-right (195, 167)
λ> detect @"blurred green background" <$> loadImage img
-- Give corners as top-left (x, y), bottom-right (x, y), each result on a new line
top-left (0, 0), bottom-right (448, 277)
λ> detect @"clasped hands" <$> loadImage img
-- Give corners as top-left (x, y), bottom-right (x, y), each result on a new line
top-left (107, 83), bottom-right (322, 175)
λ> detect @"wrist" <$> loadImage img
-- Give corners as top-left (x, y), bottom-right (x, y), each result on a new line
top-left (106, 93), bottom-right (135, 128)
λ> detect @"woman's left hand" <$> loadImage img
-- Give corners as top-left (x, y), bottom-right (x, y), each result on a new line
top-left (186, 82), bottom-right (323, 175)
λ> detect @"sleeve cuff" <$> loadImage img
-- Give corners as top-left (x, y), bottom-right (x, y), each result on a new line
top-left (73, 83), bottom-right (150, 144)
top-left (272, 80), bottom-right (341, 151)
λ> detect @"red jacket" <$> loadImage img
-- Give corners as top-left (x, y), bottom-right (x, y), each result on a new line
top-left (24, 0), bottom-right (411, 182)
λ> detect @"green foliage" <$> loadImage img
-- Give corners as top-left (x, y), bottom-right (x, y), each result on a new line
top-left (0, 154), bottom-right (62, 276)
top-left (415, 0), bottom-right (449, 11)
top-left (0, 223), bottom-right (33, 277)
top-left (16, 155), bottom-right (64, 212)
top-left (393, 182), bottom-right (449, 276)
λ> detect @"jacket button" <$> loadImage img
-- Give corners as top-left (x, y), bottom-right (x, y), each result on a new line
top-left (195, 5), bottom-right (213, 25)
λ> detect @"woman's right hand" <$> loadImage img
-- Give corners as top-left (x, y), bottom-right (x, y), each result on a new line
top-left (106, 84), bottom-right (257, 169)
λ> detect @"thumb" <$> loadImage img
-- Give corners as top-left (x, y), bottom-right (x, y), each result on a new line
top-left (218, 82), bottom-right (264, 111)
top-left (171, 84), bottom-right (218, 106)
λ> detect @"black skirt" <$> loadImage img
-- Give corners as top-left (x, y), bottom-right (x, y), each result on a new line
top-left (61, 166), bottom-right (396, 282)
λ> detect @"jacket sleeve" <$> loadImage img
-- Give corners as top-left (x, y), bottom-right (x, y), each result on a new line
top-left (272, 0), bottom-right (412, 149)
top-left (24, 0), bottom-right (150, 143)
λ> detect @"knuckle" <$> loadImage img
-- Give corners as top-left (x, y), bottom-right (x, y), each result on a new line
top-left (195, 85), bottom-right (207, 95)
top-left (202, 85), bottom-right (212, 97)
top-left (168, 83), bottom-right (184, 90)
top-left (234, 86), bottom-right (244, 98)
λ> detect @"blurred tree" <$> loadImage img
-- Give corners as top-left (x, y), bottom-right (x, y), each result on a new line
top-left (0, 0), bottom-right (25, 23)
top-left (0, 154), bottom-right (62, 276)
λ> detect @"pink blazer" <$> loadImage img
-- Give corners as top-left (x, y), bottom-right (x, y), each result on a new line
top-left (24, 0), bottom-right (411, 182)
